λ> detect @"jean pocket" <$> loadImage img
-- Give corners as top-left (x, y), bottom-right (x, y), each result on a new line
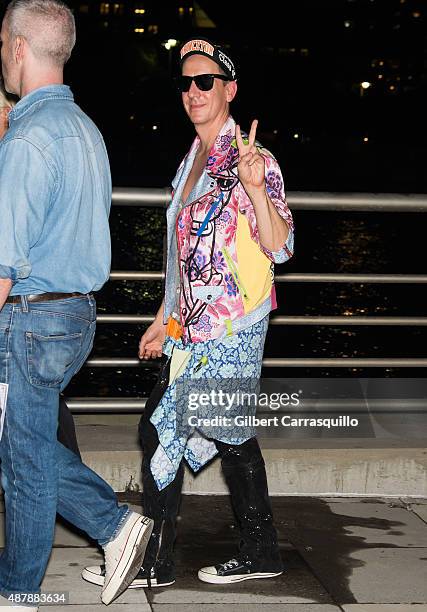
top-left (0, 327), bottom-right (9, 354)
top-left (25, 331), bottom-right (83, 388)
top-left (31, 304), bottom-right (94, 326)
top-left (0, 311), bottom-right (12, 354)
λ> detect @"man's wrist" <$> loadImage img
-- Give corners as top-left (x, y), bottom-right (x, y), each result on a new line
top-left (245, 184), bottom-right (268, 206)
top-left (0, 277), bottom-right (13, 311)
top-left (155, 312), bottom-right (167, 325)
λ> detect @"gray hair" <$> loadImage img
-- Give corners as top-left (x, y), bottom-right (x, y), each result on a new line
top-left (5, 0), bottom-right (76, 67)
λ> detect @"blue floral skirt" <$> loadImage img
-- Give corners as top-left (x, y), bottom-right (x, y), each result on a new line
top-left (149, 315), bottom-right (269, 490)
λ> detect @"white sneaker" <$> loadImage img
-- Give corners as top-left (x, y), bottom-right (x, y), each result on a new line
top-left (101, 511), bottom-right (153, 605)
top-left (198, 556), bottom-right (283, 584)
top-left (0, 594), bottom-right (38, 610)
top-left (82, 564), bottom-right (175, 588)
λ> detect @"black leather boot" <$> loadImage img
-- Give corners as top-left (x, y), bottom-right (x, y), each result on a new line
top-left (139, 442), bottom-right (183, 587)
top-left (82, 357), bottom-right (182, 590)
top-left (198, 437), bottom-right (284, 584)
top-left (138, 356), bottom-right (183, 588)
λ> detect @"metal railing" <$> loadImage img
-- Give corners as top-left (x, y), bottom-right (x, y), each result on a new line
top-left (97, 314), bottom-right (427, 326)
top-left (66, 397), bottom-right (427, 414)
top-left (112, 188), bottom-right (427, 211)
top-left (67, 189), bottom-right (427, 412)
top-left (110, 271), bottom-right (427, 284)
top-left (85, 357), bottom-right (427, 369)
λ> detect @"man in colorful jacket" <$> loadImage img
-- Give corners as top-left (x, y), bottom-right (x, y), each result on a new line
top-left (83, 37), bottom-right (294, 589)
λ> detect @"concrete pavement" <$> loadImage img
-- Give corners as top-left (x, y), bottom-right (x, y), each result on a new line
top-left (1, 417), bottom-right (426, 610)
top-left (16, 494), bottom-right (424, 611)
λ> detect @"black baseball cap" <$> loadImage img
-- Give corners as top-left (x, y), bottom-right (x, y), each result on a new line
top-left (179, 37), bottom-right (237, 81)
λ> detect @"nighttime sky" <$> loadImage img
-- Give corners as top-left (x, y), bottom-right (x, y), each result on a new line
top-left (2, 0), bottom-right (424, 190)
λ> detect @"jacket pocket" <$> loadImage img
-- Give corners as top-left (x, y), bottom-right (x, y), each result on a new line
top-left (192, 284), bottom-right (224, 304)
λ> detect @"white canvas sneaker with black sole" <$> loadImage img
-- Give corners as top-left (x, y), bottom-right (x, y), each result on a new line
top-left (82, 564), bottom-right (175, 588)
top-left (100, 511), bottom-right (154, 604)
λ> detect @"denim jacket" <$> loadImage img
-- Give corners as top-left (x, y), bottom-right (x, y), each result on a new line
top-left (163, 115), bottom-right (294, 344)
top-left (0, 85), bottom-right (112, 295)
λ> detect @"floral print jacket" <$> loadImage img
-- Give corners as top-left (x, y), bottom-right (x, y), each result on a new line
top-left (163, 115), bottom-right (294, 344)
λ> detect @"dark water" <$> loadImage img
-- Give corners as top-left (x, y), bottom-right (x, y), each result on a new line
top-left (65, 207), bottom-right (427, 400)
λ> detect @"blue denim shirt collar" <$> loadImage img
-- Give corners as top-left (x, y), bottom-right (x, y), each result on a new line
top-left (9, 84), bottom-right (73, 122)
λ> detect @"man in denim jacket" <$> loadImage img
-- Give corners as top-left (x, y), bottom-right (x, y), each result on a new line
top-left (0, 1), bottom-right (153, 608)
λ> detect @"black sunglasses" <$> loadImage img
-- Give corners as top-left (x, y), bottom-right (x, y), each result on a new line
top-left (175, 73), bottom-right (231, 92)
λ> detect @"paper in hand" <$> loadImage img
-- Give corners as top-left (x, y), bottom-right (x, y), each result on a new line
top-left (168, 348), bottom-right (191, 385)
top-left (0, 383), bottom-right (9, 441)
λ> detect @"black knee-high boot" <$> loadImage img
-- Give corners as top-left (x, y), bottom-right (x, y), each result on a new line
top-left (219, 438), bottom-right (283, 569)
top-left (138, 356), bottom-right (184, 585)
top-left (199, 437), bottom-right (283, 582)
top-left (139, 434), bottom-right (184, 584)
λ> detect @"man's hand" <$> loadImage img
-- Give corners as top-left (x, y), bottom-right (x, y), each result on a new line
top-left (0, 278), bottom-right (12, 311)
top-left (235, 119), bottom-right (290, 253)
top-left (235, 119), bottom-right (265, 194)
top-left (138, 320), bottom-right (166, 360)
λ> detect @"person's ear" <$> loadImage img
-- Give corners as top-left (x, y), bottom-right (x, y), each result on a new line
top-left (14, 35), bottom-right (25, 64)
top-left (225, 80), bottom-right (237, 103)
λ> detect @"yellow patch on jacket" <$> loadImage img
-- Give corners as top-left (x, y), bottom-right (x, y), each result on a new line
top-left (235, 210), bottom-right (272, 314)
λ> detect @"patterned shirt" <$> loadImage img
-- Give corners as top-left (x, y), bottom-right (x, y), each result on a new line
top-left (164, 115), bottom-right (294, 343)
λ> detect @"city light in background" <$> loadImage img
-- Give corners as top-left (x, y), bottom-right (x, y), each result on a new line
top-left (163, 38), bottom-right (178, 51)
top-left (62, 0), bottom-right (426, 193)
top-left (49, 0), bottom-right (427, 398)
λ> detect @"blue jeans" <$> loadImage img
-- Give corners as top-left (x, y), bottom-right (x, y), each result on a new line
top-left (0, 295), bottom-right (129, 597)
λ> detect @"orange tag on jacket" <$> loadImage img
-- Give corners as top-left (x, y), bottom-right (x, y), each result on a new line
top-left (166, 316), bottom-right (183, 340)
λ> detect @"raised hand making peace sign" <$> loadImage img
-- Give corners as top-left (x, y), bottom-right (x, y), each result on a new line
top-left (235, 119), bottom-right (265, 195)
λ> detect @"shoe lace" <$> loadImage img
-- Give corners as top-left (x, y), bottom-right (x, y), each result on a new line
top-left (221, 558), bottom-right (240, 570)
